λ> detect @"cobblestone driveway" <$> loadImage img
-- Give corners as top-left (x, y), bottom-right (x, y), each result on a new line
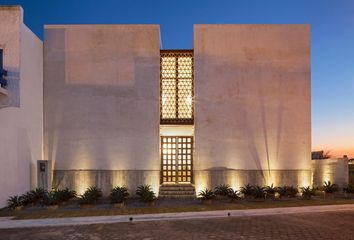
top-left (1, 211), bottom-right (354, 240)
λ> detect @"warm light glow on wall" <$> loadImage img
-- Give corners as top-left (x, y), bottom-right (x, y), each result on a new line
top-left (322, 163), bottom-right (333, 183)
top-left (75, 171), bottom-right (93, 195)
top-left (227, 171), bottom-right (243, 191)
top-left (265, 171), bottom-right (285, 187)
top-left (297, 170), bottom-right (312, 187)
top-left (194, 172), bottom-right (209, 194)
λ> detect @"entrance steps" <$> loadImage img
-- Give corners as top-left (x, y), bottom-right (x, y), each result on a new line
top-left (159, 184), bottom-right (196, 198)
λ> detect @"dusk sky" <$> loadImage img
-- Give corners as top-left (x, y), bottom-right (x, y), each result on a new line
top-left (2, 0), bottom-right (353, 158)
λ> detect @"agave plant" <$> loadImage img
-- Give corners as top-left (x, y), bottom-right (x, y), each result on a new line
top-left (198, 188), bottom-right (215, 200)
top-left (44, 190), bottom-right (62, 206)
top-left (265, 184), bottom-right (277, 195)
top-left (110, 186), bottom-right (129, 204)
top-left (6, 195), bottom-right (23, 209)
top-left (18, 188), bottom-right (48, 206)
top-left (21, 191), bottom-right (35, 206)
top-left (214, 184), bottom-right (233, 197)
top-left (43, 188), bottom-right (76, 206)
top-left (136, 185), bottom-right (156, 203)
top-left (343, 184), bottom-right (354, 194)
top-left (252, 186), bottom-right (266, 199)
top-left (32, 188), bottom-right (47, 201)
top-left (322, 181), bottom-right (338, 194)
top-left (227, 189), bottom-right (241, 201)
top-left (265, 184), bottom-right (278, 199)
top-left (277, 186), bottom-right (298, 198)
top-left (240, 184), bottom-right (254, 198)
top-left (57, 188), bottom-right (76, 202)
top-left (300, 186), bottom-right (315, 200)
top-left (79, 186), bottom-right (103, 205)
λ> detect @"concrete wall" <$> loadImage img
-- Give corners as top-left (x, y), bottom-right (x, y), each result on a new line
top-left (193, 25), bottom-right (311, 187)
top-left (312, 158), bottom-right (349, 187)
top-left (53, 170), bottom-right (160, 196)
top-left (44, 25), bottom-right (161, 190)
top-left (349, 164), bottom-right (354, 185)
top-left (194, 169), bottom-right (311, 193)
top-left (0, 6), bottom-right (43, 207)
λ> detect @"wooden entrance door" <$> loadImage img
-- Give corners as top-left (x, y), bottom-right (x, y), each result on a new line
top-left (161, 136), bottom-right (193, 183)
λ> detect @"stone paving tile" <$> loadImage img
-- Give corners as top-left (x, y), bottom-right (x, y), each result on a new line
top-left (1, 211), bottom-right (354, 240)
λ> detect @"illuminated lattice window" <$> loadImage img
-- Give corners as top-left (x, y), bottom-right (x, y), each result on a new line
top-left (160, 50), bottom-right (194, 124)
top-left (161, 136), bottom-right (193, 183)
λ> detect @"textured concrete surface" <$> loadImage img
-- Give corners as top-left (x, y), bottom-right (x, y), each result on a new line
top-left (194, 25), bottom-right (311, 176)
top-left (44, 25), bottom-right (161, 171)
top-left (0, 6), bottom-right (21, 107)
top-left (53, 169), bottom-right (160, 196)
top-left (349, 164), bottom-right (354, 185)
top-left (0, 6), bottom-right (43, 207)
top-left (1, 207), bottom-right (354, 239)
top-left (312, 157), bottom-right (349, 187)
top-left (194, 169), bottom-right (311, 193)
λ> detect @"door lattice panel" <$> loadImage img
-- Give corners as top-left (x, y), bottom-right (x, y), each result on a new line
top-left (160, 50), bottom-right (194, 124)
top-left (161, 136), bottom-right (193, 183)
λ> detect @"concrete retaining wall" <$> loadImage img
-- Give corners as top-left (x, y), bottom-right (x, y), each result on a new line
top-left (349, 165), bottom-right (354, 185)
top-left (311, 158), bottom-right (349, 187)
top-left (53, 170), bottom-right (160, 196)
top-left (53, 169), bottom-right (311, 196)
top-left (194, 169), bottom-right (311, 193)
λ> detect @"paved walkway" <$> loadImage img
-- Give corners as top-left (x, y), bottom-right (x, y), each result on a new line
top-left (1, 208), bottom-right (354, 240)
top-left (0, 204), bottom-right (353, 229)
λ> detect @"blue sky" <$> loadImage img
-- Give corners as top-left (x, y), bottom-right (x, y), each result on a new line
top-left (1, 0), bottom-right (354, 156)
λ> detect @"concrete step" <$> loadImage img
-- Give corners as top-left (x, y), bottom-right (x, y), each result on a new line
top-left (158, 195), bottom-right (196, 199)
top-left (159, 191), bottom-right (195, 195)
top-left (159, 187), bottom-right (195, 191)
top-left (159, 184), bottom-right (196, 198)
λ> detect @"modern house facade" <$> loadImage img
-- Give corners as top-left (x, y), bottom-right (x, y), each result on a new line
top-left (2, 6), bottom-right (346, 206)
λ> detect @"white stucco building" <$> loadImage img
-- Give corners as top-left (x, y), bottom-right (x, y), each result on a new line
top-left (4, 6), bottom-right (344, 206)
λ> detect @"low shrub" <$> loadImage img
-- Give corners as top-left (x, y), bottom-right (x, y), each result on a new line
top-left (300, 186), bottom-right (315, 199)
top-left (240, 184), bottom-right (254, 198)
top-left (227, 189), bottom-right (241, 201)
top-left (265, 184), bottom-right (277, 198)
top-left (322, 181), bottom-right (338, 194)
top-left (277, 186), bottom-right (298, 198)
top-left (214, 184), bottom-right (233, 197)
top-left (44, 191), bottom-right (61, 206)
top-left (43, 188), bottom-right (76, 206)
top-left (198, 188), bottom-right (215, 200)
top-left (110, 186), bottom-right (129, 204)
top-left (78, 187), bottom-right (102, 205)
top-left (343, 184), bottom-right (354, 194)
top-left (6, 195), bottom-right (23, 209)
top-left (252, 186), bottom-right (266, 199)
top-left (136, 185), bottom-right (156, 203)
top-left (57, 188), bottom-right (77, 202)
top-left (21, 188), bottom-right (48, 206)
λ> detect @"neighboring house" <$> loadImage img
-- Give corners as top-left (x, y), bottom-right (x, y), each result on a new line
top-left (311, 151), bottom-right (349, 187)
top-left (0, 6), bottom-right (317, 206)
top-left (0, 6), bottom-right (43, 207)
